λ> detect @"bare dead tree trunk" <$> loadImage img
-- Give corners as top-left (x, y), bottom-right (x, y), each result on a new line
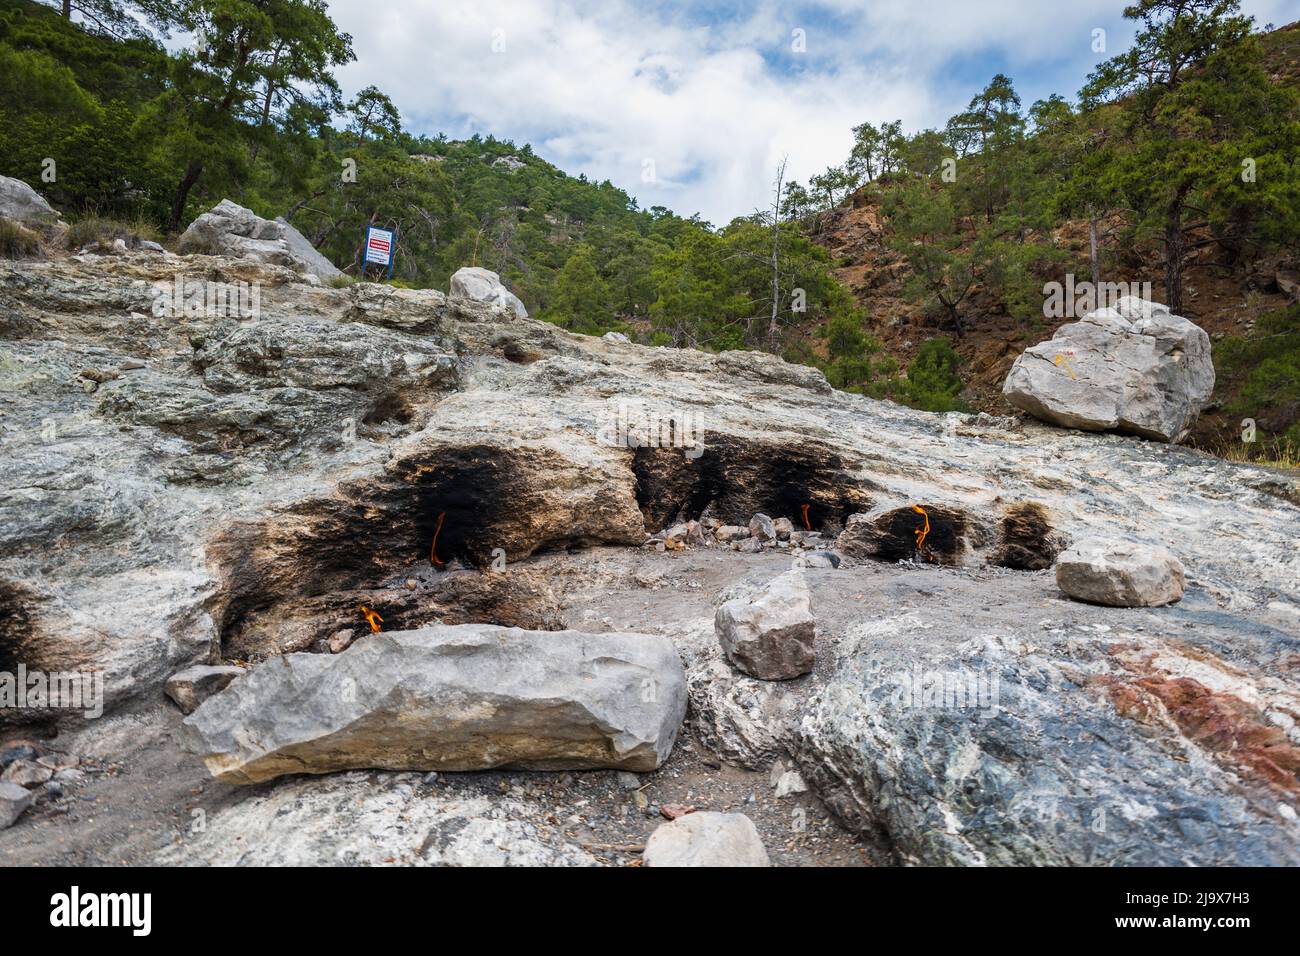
top-left (1164, 184), bottom-right (1191, 314)
top-left (1088, 212), bottom-right (1101, 285)
top-left (767, 158), bottom-right (787, 354)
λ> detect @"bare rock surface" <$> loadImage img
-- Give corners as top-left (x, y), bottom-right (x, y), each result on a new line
top-left (180, 624), bottom-right (688, 783)
top-left (643, 811), bottom-right (769, 866)
top-left (1054, 540), bottom-right (1186, 607)
top-left (153, 771), bottom-right (599, 866)
top-left (0, 253), bottom-right (1297, 866)
top-left (1002, 296), bottom-right (1214, 443)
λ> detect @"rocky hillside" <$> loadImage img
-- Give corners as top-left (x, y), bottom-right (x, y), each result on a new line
top-left (809, 183), bottom-right (1298, 455)
top-left (802, 19), bottom-right (1300, 458)
top-left (1, 238), bottom-right (1298, 865)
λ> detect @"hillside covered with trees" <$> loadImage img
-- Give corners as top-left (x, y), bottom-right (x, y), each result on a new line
top-left (1, 0), bottom-right (1297, 457)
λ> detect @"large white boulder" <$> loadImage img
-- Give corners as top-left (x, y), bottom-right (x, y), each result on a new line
top-left (178, 199), bottom-right (341, 279)
top-left (1002, 297), bottom-right (1213, 443)
top-left (450, 266), bottom-right (528, 317)
top-left (0, 175), bottom-right (61, 225)
top-left (180, 623), bottom-right (688, 783)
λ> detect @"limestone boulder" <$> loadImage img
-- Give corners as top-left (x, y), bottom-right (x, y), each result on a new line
top-left (178, 199), bottom-right (341, 279)
top-left (1054, 539), bottom-right (1185, 607)
top-left (181, 624), bottom-right (688, 783)
top-left (450, 266), bottom-right (528, 317)
top-left (1002, 297), bottom-right (1213, 443)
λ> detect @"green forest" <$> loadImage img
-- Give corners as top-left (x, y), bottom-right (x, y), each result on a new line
top-left (1, 0), bottom-right (1298, 438)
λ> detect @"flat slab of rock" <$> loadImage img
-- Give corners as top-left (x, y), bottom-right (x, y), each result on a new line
top-left (1002, 297), bottom-right (1213, 443)
top-left (643, 812), bottom-right (770, 867)
top-left (0, 780), bottom-right (34, 829)
top-left (164, 664), bottom-right (245, 715)
top-left (450, 266), bottom-right (527, 317)
top-left (181, 624), bottom-right (687, 783)
top-left (716, 571), bottom-right (816, 680)
top-left (178, 199), bottom-right (341, 279)
top-left (1055, 540), bottom-right (1185, 607)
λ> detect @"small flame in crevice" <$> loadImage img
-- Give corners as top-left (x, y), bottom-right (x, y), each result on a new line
top-left (359, 605), bottom-right (383, 633)
top-left (912, 504), bottom-right (930, 553)
top-left (430, 511), bottom-right (446, 568)
top-left (800, 503), bottom-right (813, 532)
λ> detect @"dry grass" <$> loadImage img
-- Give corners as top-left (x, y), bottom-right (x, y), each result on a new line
top-left (0, 217), bottom-right (44, 259)
top-left (1210, 436), bottom-right (1300, 471)
top-left (64, 214), bottom-right (162, 253)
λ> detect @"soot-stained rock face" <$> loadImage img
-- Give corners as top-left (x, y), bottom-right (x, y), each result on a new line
top-left (633, 435), bottom-right (874, 533)
top-left (837, 504), bottom-right (991, 566)
top-left (208, 439), bottom-right (642, 659)
top-left (0, 580), bottom-right (40, 677)
top-left (995, 502), bottom-right (1069, 570)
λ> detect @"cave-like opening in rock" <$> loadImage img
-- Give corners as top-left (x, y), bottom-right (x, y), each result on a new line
top-left (209, 444), bottom-right (575, 661)
top-left (0, 580), bottom-right (39, 677)
top-left (633, 434), bottom-right (875, 533)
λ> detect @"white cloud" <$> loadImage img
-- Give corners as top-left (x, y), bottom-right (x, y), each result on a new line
top-left (326, 0), bottom-right (1296, 224)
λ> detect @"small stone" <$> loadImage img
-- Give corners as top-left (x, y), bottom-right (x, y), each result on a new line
top-left (643, 812), bottom-right (770, 867)
top-left (715, 525), bottom-right (751, 543)
top-left (773, 517), bottom-right (793, 540)
top-left (0, 745), bottom-right (36, 768)
top-left (164, 664), bottom-right (246, 715)
top-left (36, 753), bottom-right (78, 772)
top-left (405, 578), bottom-right (418, 590)
top-left (0, 781), bottom-right (34, 830)
top-left (1, 758), bottom-right (52, 788)
top-left (736, 538), bottom-right (763, 554)
top-left (774, 770), bottom-right (809, 797)
top-left (660, 803), bottom-right (697, 820)
top-left (800, 551), bottom-right (841, 569)
top-left (615, 771), bottom-right (641, 791)
top-left (749, 513), bottom-right (776, 542)
top-left (328, 630), bottom-right (356, 654)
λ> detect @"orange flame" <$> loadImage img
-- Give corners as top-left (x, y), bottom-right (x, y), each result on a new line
top-left (430, 511), bottom-right (446, 568)
top-left (912, 504), bottom-right (930, 552)
top-left (359, 604), bottom-right (383, 633)
top-left (800, 503), bottom-right (812, 532)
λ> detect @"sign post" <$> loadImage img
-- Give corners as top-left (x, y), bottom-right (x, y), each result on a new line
top-left (363, 226), bottom-right (396, 280)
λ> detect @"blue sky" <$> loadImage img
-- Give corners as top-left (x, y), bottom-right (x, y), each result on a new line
top-left (325, 0), bottom-right (1299, 223)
